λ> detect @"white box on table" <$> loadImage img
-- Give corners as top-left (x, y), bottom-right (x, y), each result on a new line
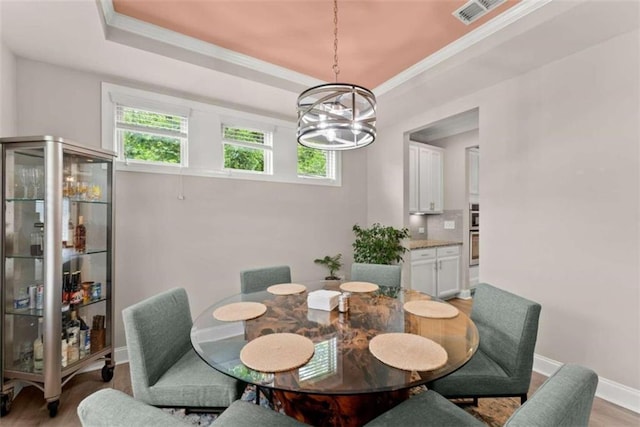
top-left (307, 290), bottom-right (340, 311)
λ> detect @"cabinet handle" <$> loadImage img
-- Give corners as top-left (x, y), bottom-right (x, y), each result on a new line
top-left (439, 261), bottom-right (442, 270)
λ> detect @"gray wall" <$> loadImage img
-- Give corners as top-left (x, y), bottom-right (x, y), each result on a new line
top-left (371, 29), bottom-right (640, 393)
top-left (16, 58), bottom-right (368, 347)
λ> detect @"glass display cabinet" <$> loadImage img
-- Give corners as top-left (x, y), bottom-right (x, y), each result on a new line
top-left (0, 136), bottom-right (115, 417)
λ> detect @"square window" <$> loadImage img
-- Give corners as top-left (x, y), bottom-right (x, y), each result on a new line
top-left (298, 145), bottom-right (334, 179)
top-left (116, 105), bottom-right (187, 166)
top-left (222, 125), bottom-right (271, 173)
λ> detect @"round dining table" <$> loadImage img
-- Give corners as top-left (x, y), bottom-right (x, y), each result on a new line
top-left (191, 281), bottom-right (479, 426)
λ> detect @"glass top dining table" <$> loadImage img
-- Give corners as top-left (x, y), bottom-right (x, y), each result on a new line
top-left (191, 281), bottom-right (479, 396)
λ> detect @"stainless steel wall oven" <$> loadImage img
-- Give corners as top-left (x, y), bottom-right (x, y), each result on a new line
top-left (469, 204), bottom-right (479, 266)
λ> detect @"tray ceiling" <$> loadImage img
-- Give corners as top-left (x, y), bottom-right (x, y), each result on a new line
top-left (111, 0), bottom-right (521, 90)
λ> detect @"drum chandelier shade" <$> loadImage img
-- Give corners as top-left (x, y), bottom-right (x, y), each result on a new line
top-left (296, 0), bottom-right (377, 151)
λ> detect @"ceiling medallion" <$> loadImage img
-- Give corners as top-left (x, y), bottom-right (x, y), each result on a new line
top-left (296, 0), bottom-right (377, 151)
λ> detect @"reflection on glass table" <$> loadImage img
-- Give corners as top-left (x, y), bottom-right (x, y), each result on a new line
top-left (191, 281), bottom-right (478, 426)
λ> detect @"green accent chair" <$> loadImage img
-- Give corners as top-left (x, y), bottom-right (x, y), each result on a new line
top-left (122, 288), bottom-right (242, 411)
top-left (365, 364), bottom-right (598, 427)
top-left (240, 265), bottom-right (291, 293)
top-left (351, 263), bottom-right (402, 287)
top-left (428, 283), bottom-right (541, 405)
top-left (77, 388), bottom-right (310, 426)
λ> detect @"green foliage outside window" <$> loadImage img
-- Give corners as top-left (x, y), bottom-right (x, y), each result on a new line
top-left (298, 145), bottom-right (327, 177)
top-left (223, 126), bottom-right (267, 172)
top-left (224, 145), bottom-right (265, 171)
top-left (123, 132), bottom-right (181, 164)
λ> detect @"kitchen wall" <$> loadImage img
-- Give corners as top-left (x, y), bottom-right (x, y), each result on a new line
top-left (0, 41), bottom-right (17, 136)
top-left (15, 58), bottom-right (368, 347)
top-left (371, 27), bottom-right (640, 402)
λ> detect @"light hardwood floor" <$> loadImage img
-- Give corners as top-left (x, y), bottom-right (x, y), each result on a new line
top-left (2, 298), bottom-right (638, 426)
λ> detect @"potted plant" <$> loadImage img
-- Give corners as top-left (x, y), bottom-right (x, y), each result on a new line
top-left (352, 223), bottom-right (410, 265)
top-left (314, 254), bottom-right (343, 280)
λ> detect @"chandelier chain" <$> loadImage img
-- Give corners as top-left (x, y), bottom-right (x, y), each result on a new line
top-left (332, 0), bottom-right (340, 81)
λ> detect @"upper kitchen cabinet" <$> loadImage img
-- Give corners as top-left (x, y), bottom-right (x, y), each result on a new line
top-left (468, 147), bottom-right (479, 197)
top-left (409, 142), bottom-right (443, 214)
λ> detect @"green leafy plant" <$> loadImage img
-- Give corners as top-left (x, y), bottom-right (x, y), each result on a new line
top-left (352, 223), bottom-right (410, 265)
top-left (314, 254), bottom-right (343, 280)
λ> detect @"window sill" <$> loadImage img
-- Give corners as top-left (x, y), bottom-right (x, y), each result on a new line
top-left (115, 161), bottom-right (340, 187)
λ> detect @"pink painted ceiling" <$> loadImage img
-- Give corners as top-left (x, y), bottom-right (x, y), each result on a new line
top-left (112, 0), bottom-right (520, 89)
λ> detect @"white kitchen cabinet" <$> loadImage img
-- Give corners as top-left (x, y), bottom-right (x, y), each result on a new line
top-left (409, 143), bottom-right (443, 214)
top-left (468, 148), bottom-right (479, 196)
top-left (410, 248), bottom-right (437, 296)
top-left (411, 245), bottom-right (460, 298)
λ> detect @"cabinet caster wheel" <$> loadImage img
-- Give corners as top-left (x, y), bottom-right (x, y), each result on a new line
top-left (1, 393), bottom-right (11, 417)
top-left (102, 365), bottom-right (115, 382)
top-left (47, 400), bottom-right (59, 418)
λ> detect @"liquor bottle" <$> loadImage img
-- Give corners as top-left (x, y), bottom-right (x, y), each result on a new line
top-left (62, 271), bottom-right (71, 304)
top-left (67, 311), bottom-right (80, 345)
top-left (61, 332), bottom-right (68, 368)
top-left (62, 272), bottom-right (71, 304)
top-left (71, 271), bottom-right (83, 305)
top-left (79, 313), bottom-right (91, 358)
top-left (33, 318), bottom-right (44, 373)
top-left (74, 216), bottom-right (86, 253)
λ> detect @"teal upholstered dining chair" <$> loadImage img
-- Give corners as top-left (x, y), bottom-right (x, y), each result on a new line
top-left (78, 388), bottom-right (309, 427)
top-left (240, 265), bottom-right (291, 293)
top-left (350, 263), bottom-right (402, 287)
top-left (122, 288), bottom-right (242, 411)
top-left (365, 364), bottom-right (598, 427)
top-left (428, 282), bottom-right (541, 405)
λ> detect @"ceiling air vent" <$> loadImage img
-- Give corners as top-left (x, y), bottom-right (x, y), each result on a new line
top-left (453, 0), bottom-right (507, 25)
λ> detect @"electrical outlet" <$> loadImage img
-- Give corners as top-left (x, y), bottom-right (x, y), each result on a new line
top-left (418, 227), bottom-right (425, 234)
top-left (444, 221), bottom-right (455, 230)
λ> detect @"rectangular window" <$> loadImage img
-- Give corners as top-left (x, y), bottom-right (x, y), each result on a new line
top-left (298, 145), bottom-right (335, 179)
top-left (115, 105), bottom-right (188, 166)
top-left (222, 125), bottom-right (272, 173)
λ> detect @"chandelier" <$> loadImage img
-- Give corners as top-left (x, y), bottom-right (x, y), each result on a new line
top-left (296, 0), bottom-right (377, 151)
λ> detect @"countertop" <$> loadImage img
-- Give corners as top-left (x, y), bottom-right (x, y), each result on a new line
top-left (409, 239), bottom-right (463, 250)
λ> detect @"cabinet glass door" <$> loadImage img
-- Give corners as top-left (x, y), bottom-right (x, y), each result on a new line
top-left (3, 147), bottom-right (46, 374)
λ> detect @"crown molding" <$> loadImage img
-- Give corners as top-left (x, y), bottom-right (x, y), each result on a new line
top-left (373, 0), bottom-right (553, 95)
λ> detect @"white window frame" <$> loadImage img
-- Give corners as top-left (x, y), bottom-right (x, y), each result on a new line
top-left (101, 83), bottom-right (341, 186)
top-left (115, 104), bottom-right (189, 168)
top-left (297, 145), bottom-right (338, 181)
top-left (221, 123), bottom-right (273, 175)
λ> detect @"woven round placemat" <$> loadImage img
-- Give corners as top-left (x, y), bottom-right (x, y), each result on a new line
top-left (240, 333), bottom-right (315, 373)
top-left (212, 302), bottom-right (267, 322)
top-left (267, 283), bottom-right (307, 295)
top-left (369, 333), bottom-right (448, 371)
top-left (403, 300), bottom-right (459, 318)
top-left (340, 281), bottom-right (380, 293)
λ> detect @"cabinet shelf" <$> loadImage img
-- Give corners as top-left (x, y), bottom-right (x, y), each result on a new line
top-left (6, 198), bottom-right (110, 205)
top-left (5, 249), bottom-right (108, 260)
top-left (5, 297), bottom-right (107, 317)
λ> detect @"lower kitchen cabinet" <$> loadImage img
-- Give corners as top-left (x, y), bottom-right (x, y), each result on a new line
top-left (411, 245), bottom-right (460, 299)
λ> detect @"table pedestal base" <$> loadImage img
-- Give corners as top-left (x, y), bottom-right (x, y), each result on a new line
top-left (273, 389), bottom-right (410, 427)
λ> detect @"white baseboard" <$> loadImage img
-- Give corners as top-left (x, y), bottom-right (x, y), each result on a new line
top-left (533, 353), bottom-right (640, 414)
top-left (457, 289), bottom-right (472, 299)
